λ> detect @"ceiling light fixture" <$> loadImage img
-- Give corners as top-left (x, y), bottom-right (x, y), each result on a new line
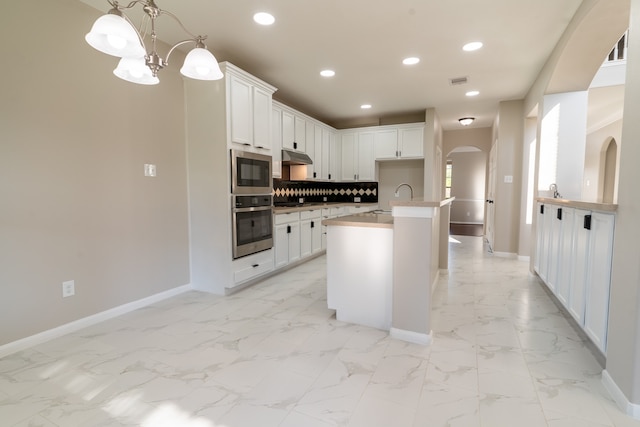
top-left (253, 12), bottom-right (275, 26)
top-left (465, 90), bottom-right (479, 97)
top-left (462, 41), bottom-right (483, 52)
top-left (85, 0), bottom-right (223, 85)
top-left (320, 69), bottom-right (336, 77)
top-left (402, 57), bottom-right (420, 65)
top-left (459, 117), bottom-right (475, 126)
top-left (361, 104), bottom-right (372, 109)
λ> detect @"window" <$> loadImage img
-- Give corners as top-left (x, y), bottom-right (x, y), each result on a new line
top-left (445, 161), bottom-right (453, 198)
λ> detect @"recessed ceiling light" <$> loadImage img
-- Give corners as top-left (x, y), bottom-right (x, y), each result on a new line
top-left (361, 104), bottom-right (372, 109)
top-left (253, 12), bottom-right (275, 25)
top-left (459, 117), bottom-right (475, 126)
top-left (320, 69), bottom-right (335, 77)
top-left (466, 90), bottom-right (480, 97)
top-left (462, 41), bottom-right (483, 52)
top-left (402, 57), bottom-right (420, 65)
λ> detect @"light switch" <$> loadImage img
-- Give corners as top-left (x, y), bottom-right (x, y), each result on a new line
top-left (504, 175), bottom-right (513, 183)
top-left (144, 164), bottom-right (157, 177)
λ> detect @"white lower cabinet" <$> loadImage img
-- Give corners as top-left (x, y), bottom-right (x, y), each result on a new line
top-left (584, 212), bottom-right (615, 352)
top-left (274, 212), bottom-right (300, 269)
top-left (231, 249), bottom-right (274, 288)
top-left (300, 210), bottom-right (322, 258)
top-left (535, 202), bottom-right (615, 353)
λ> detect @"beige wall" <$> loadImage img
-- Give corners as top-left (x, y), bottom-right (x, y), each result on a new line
top-left (492, 100), bottom-right (524, 255)
top-left (0, 1), bottom-right (190, 345)
top-left (607, 0), bottom-right (640, 407)
top-left (377, 160), bottom-right (425, 209)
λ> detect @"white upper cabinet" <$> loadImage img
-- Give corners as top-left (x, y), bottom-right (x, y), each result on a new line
top-left (399, 125), bottom-right (424, 158)
top-left (281, 108), bottom-right (307, 152)
top-left (340, 131), bottom-right (374, 181)
top-left (271, 105), bottom-right (283, 178)
top-left (226, 63), bottom-right (276, 153)
top-left (374, 124), bottom-right (424, 160)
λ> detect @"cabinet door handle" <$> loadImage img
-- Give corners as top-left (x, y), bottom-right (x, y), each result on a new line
top-left (252, 264), bottom-right (259, 268)
top-left (540, 204), bottom-right (545, 214)
top-left (311, 221), bottom-right (315, 228)
top-left (287, 225), bottom-right (291, 233)
top-left (293, 142), bottom-right (297, 149)
top-left (328, 173), bottom-right (331, 179)
top-left (584, 214), bottom-right (592, 230)
top-left (557, 208), bottom-right (562, 220)
top-left (313, 172), bottom-right (317, 178)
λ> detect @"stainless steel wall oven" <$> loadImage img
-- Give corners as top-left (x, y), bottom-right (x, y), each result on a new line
top-left (231, 194), bottom-right (273, 259)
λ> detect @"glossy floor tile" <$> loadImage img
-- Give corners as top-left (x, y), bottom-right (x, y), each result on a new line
top-left (2, 235), bottom-right (639, 426)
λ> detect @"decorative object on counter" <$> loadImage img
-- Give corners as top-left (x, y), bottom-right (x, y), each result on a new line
top-left (273, 179), bottom-right (378, 206)
top-left (85, 0), bottom-right (223, 85)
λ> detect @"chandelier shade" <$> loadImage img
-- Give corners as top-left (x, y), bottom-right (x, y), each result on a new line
top-left (180, 48), bottom-right (224, 81)
top-left (85, 0), bottom-right (223, 84)
top-left (85, 13), bottom-right (145, 58)
top-left (113, 57), bottom-right (160, 85)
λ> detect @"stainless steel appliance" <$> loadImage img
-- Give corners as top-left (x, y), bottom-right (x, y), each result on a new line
top-left (232, 194), bottom-right (273, 259)
top-left (230, 150), bottom-right (273, 194)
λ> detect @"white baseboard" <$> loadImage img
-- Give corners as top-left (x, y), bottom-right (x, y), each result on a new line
top-left (602, 369), bottom-right (640, 419)
top-left (0, 284), bottom-right (192, 359)
top-left (390, 328), bottom-right (433, 345)
top-left (450, 221), bottom-right (483, 225)
top-left (518, 255), bottom-right (530, 262)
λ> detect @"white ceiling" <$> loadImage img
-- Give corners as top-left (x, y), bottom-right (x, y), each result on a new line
top-left (81, 0), bottom-right (591, 130)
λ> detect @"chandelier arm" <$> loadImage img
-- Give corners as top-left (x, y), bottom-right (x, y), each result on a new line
top-left (165, 39), bottom-right (197, 65)
top-left (158, 9), bottom-right (202, 41)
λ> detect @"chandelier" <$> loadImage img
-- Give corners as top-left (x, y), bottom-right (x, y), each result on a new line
top-left (85, 0), bottom-right (223, 85)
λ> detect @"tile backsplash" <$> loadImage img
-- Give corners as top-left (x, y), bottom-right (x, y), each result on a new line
top-left (273, 179), bottom-right (378, 205)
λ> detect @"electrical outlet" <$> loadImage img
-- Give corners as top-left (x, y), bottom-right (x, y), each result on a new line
top-left (62, 280), bottom-right (75, 298)
top-left (354, 196), bottom-right (361, 203)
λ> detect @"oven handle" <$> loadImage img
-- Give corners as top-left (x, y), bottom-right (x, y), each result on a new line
top-left (233, 206), bottom-right (273, 213)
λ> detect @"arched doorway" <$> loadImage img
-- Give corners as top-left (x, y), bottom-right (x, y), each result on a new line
top-left (602, 137), bottom-right (618, 203)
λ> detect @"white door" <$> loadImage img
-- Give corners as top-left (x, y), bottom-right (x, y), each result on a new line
top-left (486, 143), bottom-right (497, 251)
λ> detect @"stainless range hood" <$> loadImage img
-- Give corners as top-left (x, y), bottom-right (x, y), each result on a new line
top-left (282, 149), bottom-right (313, 165)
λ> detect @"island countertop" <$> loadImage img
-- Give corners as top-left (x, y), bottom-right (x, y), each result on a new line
top-left (536, 197), bottom-right (617, 212)
top-left (322, 212), bottom-right (393, 229)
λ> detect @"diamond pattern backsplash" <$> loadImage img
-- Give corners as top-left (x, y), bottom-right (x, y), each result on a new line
top-left (273, 179), bottom-right (378, 205)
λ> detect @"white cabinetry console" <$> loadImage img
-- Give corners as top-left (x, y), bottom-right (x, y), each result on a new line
top-left (534, 198), bottom-right (616, 353)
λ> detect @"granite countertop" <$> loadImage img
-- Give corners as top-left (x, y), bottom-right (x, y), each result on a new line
top-left (274, 202), bottom-right (378, 214)
top-left (322, 212), bottom-right (393, 229)
top-left (536, 197), bottom-right (618, 212)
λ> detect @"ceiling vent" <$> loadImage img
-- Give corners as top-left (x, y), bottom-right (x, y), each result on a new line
top-left (449, 76), bottom-right (468, 86)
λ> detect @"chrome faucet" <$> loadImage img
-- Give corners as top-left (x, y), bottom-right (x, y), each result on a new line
top-left (394, 183), bottom-right (414, 200)
top-left (549, 183), bottom-right (562, 199)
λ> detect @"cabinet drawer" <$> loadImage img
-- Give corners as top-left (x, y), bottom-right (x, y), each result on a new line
top-left (330, 207), bottom-right (347, 216)
top-left (232, 250), bottom-right (274, 285)
top-left (300, 209), bottom-right (322, 220)
top-left (274, 212), bottom-right (300, 225)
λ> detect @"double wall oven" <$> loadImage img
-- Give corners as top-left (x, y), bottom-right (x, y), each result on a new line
top-left (230, 150), bottom-right (273, 259)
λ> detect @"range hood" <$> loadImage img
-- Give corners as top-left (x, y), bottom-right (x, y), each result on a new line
top-left (282, 149), bottom-right (313, 165)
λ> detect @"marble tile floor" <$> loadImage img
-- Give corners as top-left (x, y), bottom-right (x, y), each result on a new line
top-left (2, 235), bottom-right (639, 426)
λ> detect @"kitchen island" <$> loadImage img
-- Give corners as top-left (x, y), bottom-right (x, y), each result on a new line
top-left (323, 198), bottom-right (454, 344)
top-left (324, 213), bottom-right (394, 330)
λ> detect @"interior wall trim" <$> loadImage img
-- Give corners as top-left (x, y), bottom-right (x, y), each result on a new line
top-left (0, 284), bottom-right (192, 359)
top-left (602, 369), bottom-right (640, 420)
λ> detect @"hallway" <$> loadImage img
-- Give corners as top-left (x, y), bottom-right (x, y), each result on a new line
top-left (0, 236), bottom-right (638, 426)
